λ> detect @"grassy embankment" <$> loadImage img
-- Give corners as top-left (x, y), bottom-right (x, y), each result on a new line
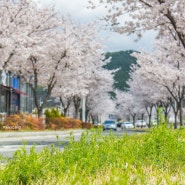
top-left (0, 125), bottom-right (185, 184)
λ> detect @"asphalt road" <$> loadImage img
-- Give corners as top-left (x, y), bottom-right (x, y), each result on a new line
top-left (0, 128), bottom-right (145, 158)
top-left (0, 130), bottom-right (85, 158)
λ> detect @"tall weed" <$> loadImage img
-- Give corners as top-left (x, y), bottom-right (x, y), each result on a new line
top-left (139, 125), bottom-right (185, 170)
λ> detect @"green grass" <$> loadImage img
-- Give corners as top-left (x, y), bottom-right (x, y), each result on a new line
top-left (1, 125), bottom-right (185, 184)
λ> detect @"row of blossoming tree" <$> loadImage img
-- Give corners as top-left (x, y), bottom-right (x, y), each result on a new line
top-left (89, 0), bottom-right (185, 128)
top-left (0, 0), bottom-right (116, 121)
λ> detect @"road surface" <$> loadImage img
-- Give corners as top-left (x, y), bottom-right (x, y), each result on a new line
top-left (0, 130), bottom-right (84, 158)
top-left (0, 128), bottom-right (144, 158)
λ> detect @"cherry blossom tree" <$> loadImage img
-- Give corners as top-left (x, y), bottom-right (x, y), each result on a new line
top-left (89, 0), bottom-right (185, 49)
top-left (131, 42), bottom-right (185, 128)
top-left (1, 0), bottom-right (91, 117)
top-left (51, 22), bottom-right (115, 120)
top-left (87, 93), bottom-right (115, 123)
top-left (128, 70), bottom-right (160, 127)
top-left (0, 0), bottom-right (64, 116)
top-left (116, 90), bottom-right (143, 127)
top-left (85, 67), bottom-right (115, 123)
top-left (54, 58), bottom-right (115, 121)
top-left (0, 0), bottom-right (61, 70)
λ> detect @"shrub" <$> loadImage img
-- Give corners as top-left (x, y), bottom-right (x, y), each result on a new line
top-left (24, 115), bottom-right (45, 131)
top-left (46, 117), bottom-right (83, 130)
top-left (46, 117), bottom-right (94, 130)
top-left (1, 113), bottom-right (45, 131)
top-left (44, 108), bottom-right (61, 119)
top-left (82, 122), bottom-right (95, 129)
top-left (1, 113), bottom-right (94, 131)
top-left (0, 122), bottom-right (3, 130)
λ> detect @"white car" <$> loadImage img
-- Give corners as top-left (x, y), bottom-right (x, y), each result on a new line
top-left (103, 120), bottom-right (117, 131)
top-left (121, 122), bottom-right (134, 129)
top-left (135, 120), bottom-right (147, 128)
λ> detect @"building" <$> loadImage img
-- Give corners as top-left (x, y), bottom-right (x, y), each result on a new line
top-left (0, 70), bottom-right (34, 115)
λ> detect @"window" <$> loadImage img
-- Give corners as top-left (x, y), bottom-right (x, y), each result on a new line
top-left (12, 76), bottom-right (20, 89)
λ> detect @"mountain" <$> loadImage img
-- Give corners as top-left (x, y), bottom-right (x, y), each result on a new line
top-left (104, 50), bottom-right (137, 91)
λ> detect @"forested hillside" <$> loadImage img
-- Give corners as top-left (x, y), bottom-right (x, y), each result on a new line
top-left (105, 50), bottom-right (137, 91)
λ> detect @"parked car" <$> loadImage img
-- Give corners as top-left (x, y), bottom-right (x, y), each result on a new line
top-left (103, 120), bottom-right (117, 131)
top-left (135, 120), bottom-right (147, 128)
top-left (121, 122), bottom-right (134, 129)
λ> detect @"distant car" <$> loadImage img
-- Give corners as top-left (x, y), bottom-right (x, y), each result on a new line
top-left (135, 120), bottom-right (147, 128)
top-left (94, 122), bottom-right (102, 126)
top-left (103, 120), bottom-right (117, 131)
top-left (121, 122), bottom-right (134, 129)
top-left (116, 122), bottom-right (122, 128)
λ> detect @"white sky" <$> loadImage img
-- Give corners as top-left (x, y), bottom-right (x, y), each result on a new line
top-left (37, 0), bottom-right (156, 52)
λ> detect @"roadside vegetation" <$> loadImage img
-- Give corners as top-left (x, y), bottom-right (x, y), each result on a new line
top-left (0, 110), bottom-right (94, 131)
top-left (1, 125), bottom-right (185, 184)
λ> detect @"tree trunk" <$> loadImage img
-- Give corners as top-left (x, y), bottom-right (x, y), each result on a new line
top-left (179, 99), bottom-right (183, 127)
top-left (59, 97), bottom-right (72, 117)
top-left (174, 111), bottom-right (178, 129)
top-left (85, 109), bottom-right (90, 123)
top-left (145, 105), bottom-right (153, 128)
top-left (169, 98), bottom-right (179, 129)
top-left (148, 114), bottom-right (152, 128)
top-left (141, 113), bottom-right (144, 121)
top-left (91, 115), bottom-right (95, 124)
top-left (38, 107), bottom-right (43, 118)
top-left (74, 107), bottom-right (79, 119)
top-left (73, 96), bottom-right (81, 119)
top-left (163, 103), bottom-right (171, 124)
top-left (155, 106), bottom-right (160, 125)
top-left (63, 108), bottom-right (68, 117)
top-left (131, 113), bottom-right (136, 128)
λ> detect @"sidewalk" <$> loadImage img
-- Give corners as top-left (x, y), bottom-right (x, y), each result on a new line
top-left (0, 129), bottom-right (84, 138)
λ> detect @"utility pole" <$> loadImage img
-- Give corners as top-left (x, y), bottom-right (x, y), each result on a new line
top-left (82, 96), bottom-right (86, 122)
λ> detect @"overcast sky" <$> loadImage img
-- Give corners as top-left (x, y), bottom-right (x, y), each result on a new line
top-left (38, 0), bottom-right (156, 52)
